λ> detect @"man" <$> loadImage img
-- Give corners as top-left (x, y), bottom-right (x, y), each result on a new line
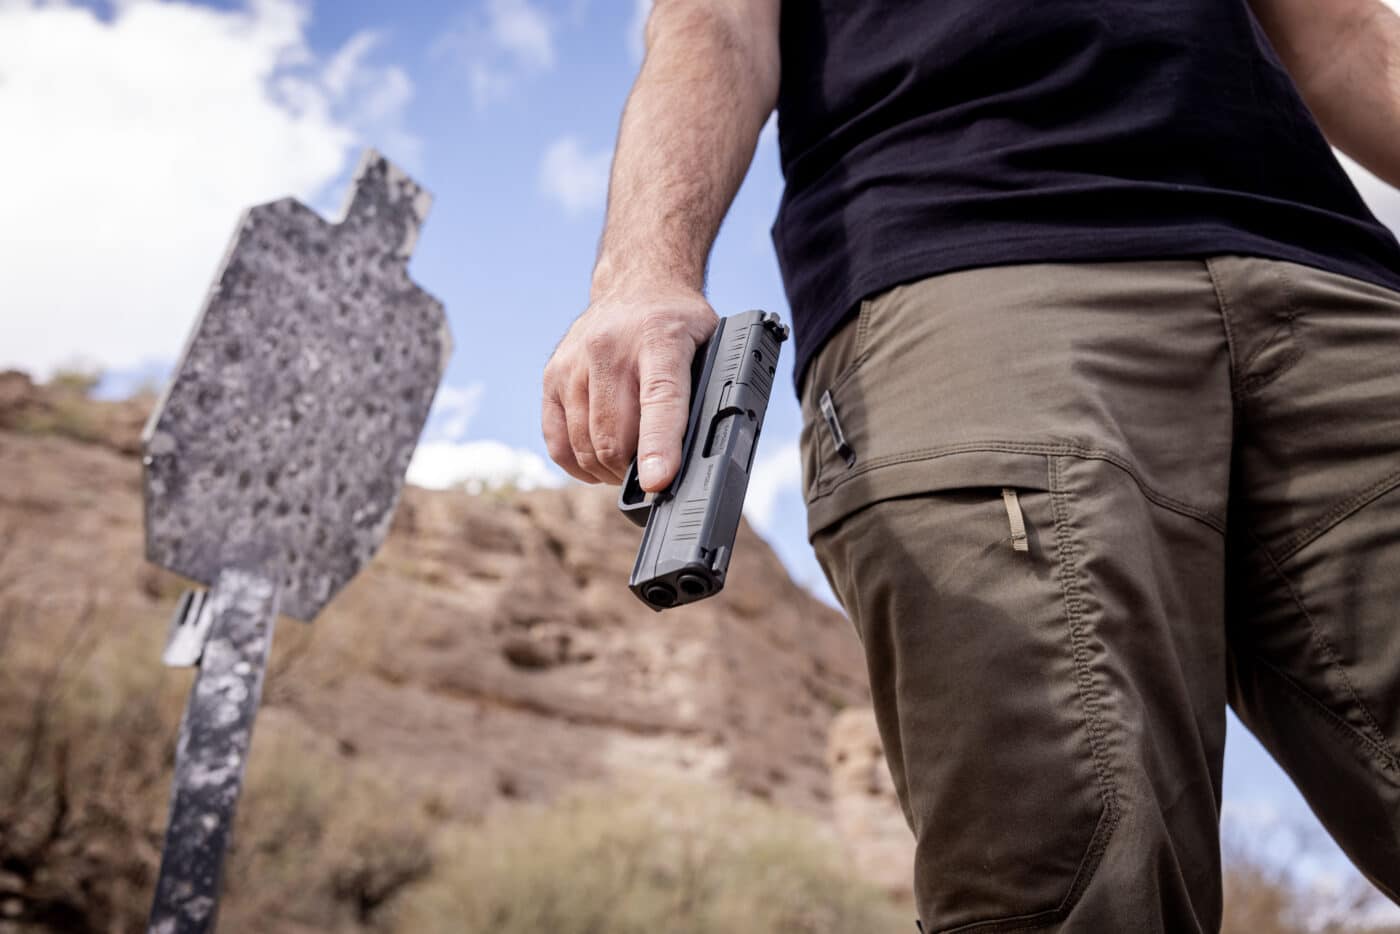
top-left (540, 0), bottom-right (1400, 929)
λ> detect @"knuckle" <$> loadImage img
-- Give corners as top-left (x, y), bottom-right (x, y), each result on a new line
top-left (640, 319), bottom-right (685, 350)
top-left (543, 355), bottom-right (575, 392)
top-left (592, 440), bottom-right (630, 472)
top-left (584, 330), bottom-right (616, 361)
top-left (566, 363), bottom-right (590, 396)
top-left (589, 425), bottom-right (618, 454)
top-left (639, 372), bottom-right (684, 406)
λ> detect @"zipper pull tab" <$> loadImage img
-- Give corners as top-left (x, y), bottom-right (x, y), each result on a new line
top-left (1002, 488), bottom-right (1030, 552)
top-left (819, 389), bottom-right (856, 468)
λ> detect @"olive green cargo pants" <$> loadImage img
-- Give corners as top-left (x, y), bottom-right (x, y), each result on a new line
top-left (798, 257), bottom-right (1400, 932)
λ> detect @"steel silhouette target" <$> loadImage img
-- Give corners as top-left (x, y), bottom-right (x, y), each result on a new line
top-left (142, 149), bottom-right (451, 933)
top-left (143, 150), bottom-right (451, 621)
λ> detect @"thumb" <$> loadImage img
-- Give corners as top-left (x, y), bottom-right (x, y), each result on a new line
top-left (635, 339), bottom-right (693, 492)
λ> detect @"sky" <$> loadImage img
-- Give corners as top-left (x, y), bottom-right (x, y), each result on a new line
top-left (2, 0), bottom-right (1398, 907)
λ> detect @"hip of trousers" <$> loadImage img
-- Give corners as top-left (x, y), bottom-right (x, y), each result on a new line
top-left (797, 256), bottom-right (1400, 932)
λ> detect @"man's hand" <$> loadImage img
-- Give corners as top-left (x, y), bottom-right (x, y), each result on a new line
top-left (543, 286), bottom-right (718, 491)
top-left (538, 0), bottom-right (779, 494)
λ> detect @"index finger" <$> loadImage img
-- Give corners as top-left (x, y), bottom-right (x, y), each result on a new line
top-left (634, 338), bottom-right (693, 492)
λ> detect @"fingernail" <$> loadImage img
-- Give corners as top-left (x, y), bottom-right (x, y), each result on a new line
top-left (639, 455), bottom-right (665, 488)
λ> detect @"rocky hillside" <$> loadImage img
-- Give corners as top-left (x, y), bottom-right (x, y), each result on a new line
top-left (0, 372), bottom-right (913, 932)
top-left (7, 372), bottom-right (1390, 934)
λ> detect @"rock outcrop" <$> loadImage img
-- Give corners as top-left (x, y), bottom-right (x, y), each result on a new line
top-left (828, 707), bottom-right (919, 900)
top-left (0, 376), bottom-right (915, 925)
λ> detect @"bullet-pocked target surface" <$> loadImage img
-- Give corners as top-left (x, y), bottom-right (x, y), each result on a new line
top-left (142, 151), bottom-right (451, 621)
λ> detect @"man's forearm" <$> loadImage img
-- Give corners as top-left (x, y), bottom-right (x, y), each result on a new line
top-left (1253, 0), bottom-right (1400, 187)
top-left (591, 2), bottom-right (779, 300)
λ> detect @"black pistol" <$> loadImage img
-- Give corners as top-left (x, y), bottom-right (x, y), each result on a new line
top-left (618, 309), bottom-right (790, 611)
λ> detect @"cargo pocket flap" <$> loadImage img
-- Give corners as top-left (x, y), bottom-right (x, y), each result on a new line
top-left (804, 446), bottom-right (1053, 542)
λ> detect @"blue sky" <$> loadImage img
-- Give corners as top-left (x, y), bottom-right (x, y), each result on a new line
top-left (2, 0), bottom-right (1397, 902)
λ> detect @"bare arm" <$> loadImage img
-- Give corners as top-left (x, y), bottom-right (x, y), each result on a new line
top-left (542, 0), bottom-right (781, 490)
top-left (1250, 0), bottom-right (1400, 187)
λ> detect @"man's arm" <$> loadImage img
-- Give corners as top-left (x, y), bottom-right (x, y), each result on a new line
top-left (1250, 0), bottom-right (1400, 187)
top-left (542, 0), bottom-right (781, 490)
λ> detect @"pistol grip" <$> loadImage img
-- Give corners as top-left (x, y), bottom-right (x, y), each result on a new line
top-left (618, 458), bottom-right (653, 528)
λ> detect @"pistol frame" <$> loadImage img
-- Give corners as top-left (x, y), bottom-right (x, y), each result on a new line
top-left (618, 310), bottom-right (789, 611)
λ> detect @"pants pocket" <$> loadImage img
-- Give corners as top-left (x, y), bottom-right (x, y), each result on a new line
top-left (812, 451), bottom-right (1118, 931)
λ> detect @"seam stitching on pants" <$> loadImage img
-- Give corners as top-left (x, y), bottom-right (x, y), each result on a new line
top-left (1251, 651), bottom-right (1400, 782)
top-left (1237, 265), bottom-right (1292, 374)
top-left (1254, 532), bottom-right (1400, 770)
top-left (1049, 456), bottom-right (1121, 914)
top-left (1274, 467), bottom-right (1400, 564)
top-left (809, 440), bottom-right (1225, 534)
top-left (855, 295), bottom-right (874, 361)
top-left (823, 298), bottom-right (877, 402)
top-left (930, 903), bottom-right (1065, 933)
top-left (1239, 264), bottom-right (1306, 395)
top-left (1205, 258), bottom-right (1243, 409)
top-left (921, 459), bottom-right (1122, 934)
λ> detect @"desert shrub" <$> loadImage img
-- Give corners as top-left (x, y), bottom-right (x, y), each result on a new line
top-left (9, 397), bottom-right (103, 445)
top-left (219, 721), bottom-right (434, 933)
top-left (0, 592), bottom-right (430, 934)
top-left (5, 367), bottom-right (107, 444)
top-left (45, 368), bottom-right (103, 398)
top-left (0, 597), bottom-right (182, 931)
top-left (1222, 820), bottom-right (1400, 934)
top-left (397, 778), bottom-right (908, 934)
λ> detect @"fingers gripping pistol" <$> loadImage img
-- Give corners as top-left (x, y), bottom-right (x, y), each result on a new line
top-left (618, 310), bottom-right (789, 611)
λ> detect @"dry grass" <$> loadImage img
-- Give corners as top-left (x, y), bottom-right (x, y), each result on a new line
top-left (4, 580), bottom-right (1398, 934)
top-left (398, 778), bottom-right (909, 934)
top-left (1223, 822), bottom-right (1400, 934)
top-left (219, 722), bottom-right (434, 933)
top-left (0, 592), bottom-right (431, 934)
top-left (6, 369), bottom-right (107, 445)
top-left (0, 593), bottom-right (182, 931)
top-left (0, 587), bottom-right (904, 934)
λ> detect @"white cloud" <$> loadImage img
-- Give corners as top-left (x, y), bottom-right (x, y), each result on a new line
top-left (411, 381), bottom-right (566, 495)
top-left (627, 0), bottom-right (652, 61)
top-left (320, 30), bottom-right (419, 163)
top-left (434, 0), bottom-right (557, 110)
top-left (539, 136), bottom-right (612, 215)
top-left (0, 0), bottom-right (419, 378)
top-left (424, 383), bottom-right (486, 442)
top-left (408, 439), bottom-right (567, 493)
top-left (488, 0), bottom-right (554, 69)
top-left (743, 438), bottom-right (801, 537)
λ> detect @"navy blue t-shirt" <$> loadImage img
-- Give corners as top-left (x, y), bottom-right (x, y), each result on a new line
top-left (773, 0), bottom-right (1400, 395)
